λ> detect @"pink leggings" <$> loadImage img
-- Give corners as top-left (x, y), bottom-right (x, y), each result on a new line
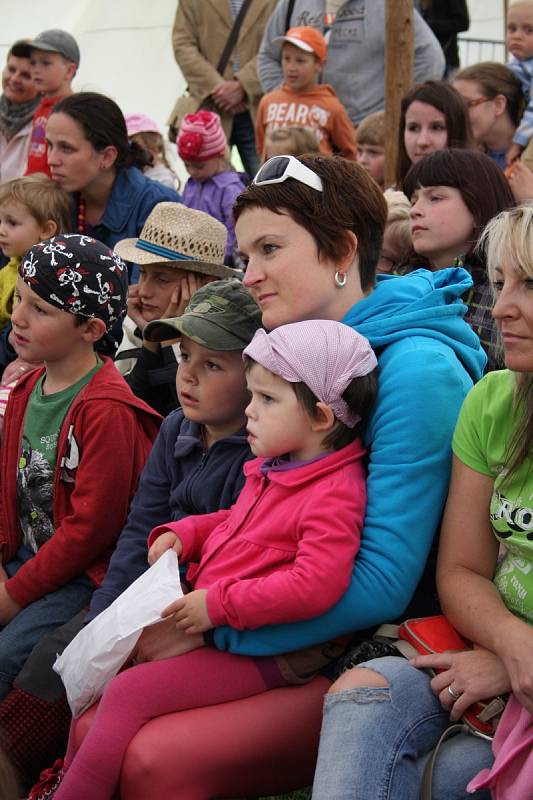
top-left (74, 676), bottom-right (328, 800)
top-left (54, 648), bottom-right (288, 800)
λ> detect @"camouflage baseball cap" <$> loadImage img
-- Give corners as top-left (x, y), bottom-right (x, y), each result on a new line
top-left (143, 278), bottom-right (263, 350)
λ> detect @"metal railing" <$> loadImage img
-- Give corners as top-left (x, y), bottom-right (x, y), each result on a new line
top-left (458, 37), bottom-right (506, 67)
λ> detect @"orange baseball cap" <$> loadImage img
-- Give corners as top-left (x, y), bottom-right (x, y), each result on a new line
top-left (273, 26), bottom-right (327, 62)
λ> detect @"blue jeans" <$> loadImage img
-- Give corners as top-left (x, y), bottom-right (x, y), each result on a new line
top-left (230, 110), bottom-right (259, 178)
top-left (0, 546), bottom-right (94, 702)
top-left (311, 657), bottom-right (493, 800)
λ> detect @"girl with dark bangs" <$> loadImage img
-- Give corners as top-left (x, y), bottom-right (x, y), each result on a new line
top-left (396, 80), bottom-right (475, 190)
top-left (403, 148), bottom-right (515, 370)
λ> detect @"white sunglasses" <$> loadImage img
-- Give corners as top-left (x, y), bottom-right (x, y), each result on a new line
top-left (253, 154), bottom-right (323, 192)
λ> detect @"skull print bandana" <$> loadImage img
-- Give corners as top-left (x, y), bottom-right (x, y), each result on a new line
top-left (19, 234), bottom-right (128, 331)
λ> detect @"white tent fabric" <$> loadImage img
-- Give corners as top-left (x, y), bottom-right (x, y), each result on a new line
top-left (0, 0), bottom-right (507, 182)
top-left (0, 0), bottom-right (186, 173)
top-left (0, 0), bottom-right (505, 131)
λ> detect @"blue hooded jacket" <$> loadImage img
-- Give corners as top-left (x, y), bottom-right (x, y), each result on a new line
top-left (213, 268), bottom-right (487, 655)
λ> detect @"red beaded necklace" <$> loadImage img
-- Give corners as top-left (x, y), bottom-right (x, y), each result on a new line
top-left (77, 196), bottom-right (86, 234)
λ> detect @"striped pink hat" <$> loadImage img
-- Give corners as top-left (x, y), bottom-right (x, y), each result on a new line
top-left (177, 111), bottom-right (227, 162)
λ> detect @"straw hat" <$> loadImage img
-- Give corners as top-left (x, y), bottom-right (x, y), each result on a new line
top-left (114, 203), bottom-right (241, 279)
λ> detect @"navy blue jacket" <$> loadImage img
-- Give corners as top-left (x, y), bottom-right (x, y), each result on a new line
top-left (73, 166), bottom-right (181, 252)
top-left (87, 410), bottom-right (252, 620)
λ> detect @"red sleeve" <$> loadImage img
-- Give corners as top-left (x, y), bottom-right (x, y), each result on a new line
top-left (329, 100), bottom-right (357, 160)
top-left (5, 400), bottom-right (151, 606)
top-left (148, 509), bottom-right (232, 563)
top-left (206, 469), bottom-right (365, 630)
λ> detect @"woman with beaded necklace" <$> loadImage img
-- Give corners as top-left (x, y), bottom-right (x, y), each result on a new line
top-left (45, 92), bottom-right (181, 278)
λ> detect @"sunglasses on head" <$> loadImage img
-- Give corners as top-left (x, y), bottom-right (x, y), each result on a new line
top-left (253, 154), bottom-right (323, 192)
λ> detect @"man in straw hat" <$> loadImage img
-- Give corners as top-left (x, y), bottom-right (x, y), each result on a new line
top-left (114, 202), bottom-right (241, 416)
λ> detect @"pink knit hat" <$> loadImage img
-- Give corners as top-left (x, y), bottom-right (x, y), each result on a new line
top-left (177, 111), bottom-right (227, 162)
top-left (125, 113), bottom-right (161, 137)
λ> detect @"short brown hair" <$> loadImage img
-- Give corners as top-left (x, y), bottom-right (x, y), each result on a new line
top-left (356, 111), bottom-right (385, 148)
top-left (0, 175), bottom-right (72, 233)
top-left (292, 369), bottom-right (378, 450)
top-left (233, 155), bottom-right (387, 291)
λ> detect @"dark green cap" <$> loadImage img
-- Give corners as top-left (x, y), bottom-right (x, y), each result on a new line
top-left (143, 278), bottom-right (263, 350)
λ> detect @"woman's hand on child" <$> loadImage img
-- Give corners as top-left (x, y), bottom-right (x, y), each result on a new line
top-left (162, 589), bottom-right (212, 634)
top-left (2, 358), bottom-right (41, 385)
top-left (132, 617), bottom-right (205, 663)
top-left (147, 531), bottom-right (183, 565)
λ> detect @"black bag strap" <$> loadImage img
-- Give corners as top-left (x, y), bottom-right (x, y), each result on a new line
top-left (285, 0), bottom-right (296, 31)
top-left (217, 0), bottom-right (254, 75)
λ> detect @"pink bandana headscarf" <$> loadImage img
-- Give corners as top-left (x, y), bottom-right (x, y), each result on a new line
top-left (244, 320), bottom-right (377, 427)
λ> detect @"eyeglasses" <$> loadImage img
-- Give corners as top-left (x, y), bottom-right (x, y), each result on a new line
top-left (253, 155), bottom-right (323, 192)
top-left (464, 96), bottom-right (491, 109)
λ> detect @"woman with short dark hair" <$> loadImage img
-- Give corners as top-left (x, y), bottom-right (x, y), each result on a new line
top-left (112, 155), bottom-right (486, 799)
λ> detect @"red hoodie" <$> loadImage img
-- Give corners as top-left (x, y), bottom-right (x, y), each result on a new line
top-left (256, 83), bottom-right (356, 160)
top-left (0, 358), bottom-right (161, 607)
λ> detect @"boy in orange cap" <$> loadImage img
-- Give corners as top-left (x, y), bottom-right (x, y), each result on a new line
top-left (255, 26), bottom-right (355, 161)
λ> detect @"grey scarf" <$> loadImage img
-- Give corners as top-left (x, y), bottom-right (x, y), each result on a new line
top-left (0, 94), bottom-right (40, 141)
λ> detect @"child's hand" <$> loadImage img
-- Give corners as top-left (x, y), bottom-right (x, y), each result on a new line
top-left (161, 589), bottom-right (212, 634)
top-left (508, 159), bottom-right (533, 201)
top-left (147, 531), bottom-right (183, 565)
top-left (127, 284), bottom-right (147, 333)
top-left (505, 142), bottom-right (523, 167)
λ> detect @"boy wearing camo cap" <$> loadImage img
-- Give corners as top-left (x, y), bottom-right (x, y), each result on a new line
top-left (87, 278), bottom-right (263, 619)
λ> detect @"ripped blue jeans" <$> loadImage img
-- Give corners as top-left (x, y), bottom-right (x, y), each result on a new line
top-left (311, 656), bottom-right (493, 800)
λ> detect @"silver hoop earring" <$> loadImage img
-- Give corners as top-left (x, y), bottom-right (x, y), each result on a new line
top-left (335, 271), bottom-right (347, 288)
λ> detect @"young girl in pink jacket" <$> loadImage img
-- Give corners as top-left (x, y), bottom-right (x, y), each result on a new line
top-left (53, 318), bottom-right (378, 800)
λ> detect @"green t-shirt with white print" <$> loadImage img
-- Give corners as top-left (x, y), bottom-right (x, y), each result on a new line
top-left (17, 361), bottom-right (102, 553)
top-left (453, 370), bottom-right (533, 624)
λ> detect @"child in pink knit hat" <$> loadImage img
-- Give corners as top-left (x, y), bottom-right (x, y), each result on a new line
top-left (177, 111), bottom-right (247, 266)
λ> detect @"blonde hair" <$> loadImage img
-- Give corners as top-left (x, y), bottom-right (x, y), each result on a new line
top-left (130, 131), bottom-right (180, 183)
top-left (356, 111), bottom-right (385, 148)
top-left (264, 127), bottom-right (320, 156)
top-left (478, 203), bottom-right (533, 477)
top-left (509, 0), bottom-right (533, 9)
top-left (0, 175), bottom-right (72, 233)
top-left (383, 189), bottom-right (412, 267)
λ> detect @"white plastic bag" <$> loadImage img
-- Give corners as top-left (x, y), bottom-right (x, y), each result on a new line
top-left (54, 549), bottom-right (182, 717)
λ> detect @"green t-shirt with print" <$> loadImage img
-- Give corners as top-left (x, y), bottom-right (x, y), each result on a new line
top-left (453, 370), bottom-right (533, 624)
top-left (17, 361), bottom-right (102, 553)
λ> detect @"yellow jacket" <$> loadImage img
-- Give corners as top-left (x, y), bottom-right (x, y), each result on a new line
top-left (0, 257), bottom-right (19, 330)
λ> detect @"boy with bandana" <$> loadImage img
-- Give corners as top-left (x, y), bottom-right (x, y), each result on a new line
top-left (0, 234), bottom-right (161, 703)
